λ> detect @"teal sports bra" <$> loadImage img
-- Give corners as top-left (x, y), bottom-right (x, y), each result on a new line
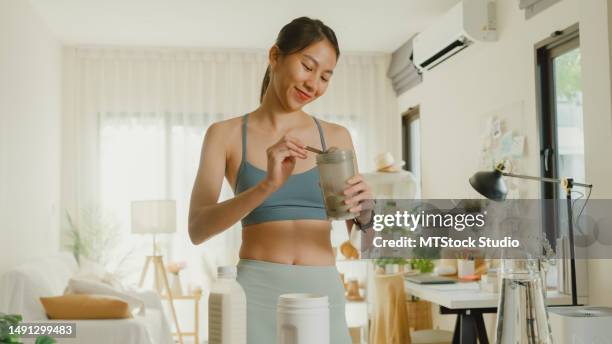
top-left (234, 113), bottom-right (328, 226)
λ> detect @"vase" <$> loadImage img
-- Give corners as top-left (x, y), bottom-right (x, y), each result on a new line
top-left (496, 259), bottom-right (552, 343)
top-left (170, 273), bottom-right (183, 296)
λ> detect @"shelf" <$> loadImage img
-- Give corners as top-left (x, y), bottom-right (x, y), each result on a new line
top-left (160, 293), bottom-right (202, 301)
top-left (346, 300), bottom-right (367, 304)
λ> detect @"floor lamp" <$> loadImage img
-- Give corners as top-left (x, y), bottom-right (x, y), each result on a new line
top-left (469, 163), bottom-right (592, 306)
top-left (131, 200), bottom-right (184, 344)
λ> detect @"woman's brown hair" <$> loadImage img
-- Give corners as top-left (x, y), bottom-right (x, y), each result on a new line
top-left (260, 17), bottom-right (340, 103)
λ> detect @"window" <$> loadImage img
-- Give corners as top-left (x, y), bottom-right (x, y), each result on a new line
top-left (536, 24), bottom-right (584, 248)
top-left (402, 106), bottom-right (421, 197)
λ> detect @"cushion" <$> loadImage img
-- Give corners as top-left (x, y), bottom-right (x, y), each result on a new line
top-left (74, 257), bottom-right (124, 290)
top-left (64, 278), bottom-right (144, 315)
top-left (40, 294), bottom-right (130, 319)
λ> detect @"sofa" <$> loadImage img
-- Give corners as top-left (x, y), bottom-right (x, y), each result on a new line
top-left (0, 252), bottom-right (173, 344)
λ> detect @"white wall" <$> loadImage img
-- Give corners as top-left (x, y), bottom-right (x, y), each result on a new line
top-left (0, 0), bottom-right (62, 276)
top-left (397, 0), bottom-right (612, 333)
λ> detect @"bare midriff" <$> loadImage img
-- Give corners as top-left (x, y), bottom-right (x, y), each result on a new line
top-left (239, 219), bottom-right (336, 266)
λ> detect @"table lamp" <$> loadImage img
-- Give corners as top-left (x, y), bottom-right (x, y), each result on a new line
top-left (131, 200), bottom-right (176, 256)
top-left (131, 200), bottom-right (183, 344)
top-left (469, 162), bottom-right (593, 306)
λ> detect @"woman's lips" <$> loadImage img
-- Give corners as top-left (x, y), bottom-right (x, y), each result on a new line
top-left (295, 87), bottom-right (312, 102)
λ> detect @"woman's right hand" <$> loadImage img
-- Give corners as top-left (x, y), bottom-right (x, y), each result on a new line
top-left (264, 134), bottom-right (308, 190)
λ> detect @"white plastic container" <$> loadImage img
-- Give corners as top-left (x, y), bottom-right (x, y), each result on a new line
top-left (208, 266), bottom-right (246, 344)
top-left (549, 306), bottom-right (612, 344)
top-left (457, 259), bottom-right (475, 278)
top-left (277, 293), bottom-right (329, 344)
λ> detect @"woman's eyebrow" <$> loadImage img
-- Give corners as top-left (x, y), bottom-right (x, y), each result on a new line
top-left (302, 54), bottom-right (334, 75)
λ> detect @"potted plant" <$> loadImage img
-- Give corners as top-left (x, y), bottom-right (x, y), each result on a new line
top-left (373, 257), bottom-right (409, 273)
top-left (62, 207), bottom-right (134, 280)
top-left (0, 313), bottom-right (56, 344)
top-left (409, 258), bottom-right (435, 273)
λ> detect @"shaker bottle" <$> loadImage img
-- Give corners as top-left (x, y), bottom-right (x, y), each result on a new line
top-left (316, 149), bottom-right (356, 220)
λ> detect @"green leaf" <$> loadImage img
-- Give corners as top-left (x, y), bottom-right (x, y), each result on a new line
top-left (35, 336), bottom-right (56, 344)
top-left (0, 314), bottom-right (24, 343)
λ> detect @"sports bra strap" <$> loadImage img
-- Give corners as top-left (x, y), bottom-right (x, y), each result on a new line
top-left (241, 113), bottom-right (248, 160)
top-left (242, 114), bottom-right (326, 159)
top-left (312, 117), bottom-right (327, 151)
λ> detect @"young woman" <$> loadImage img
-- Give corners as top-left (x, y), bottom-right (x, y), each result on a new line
top-left (188, 17), bottom-right (374, 343)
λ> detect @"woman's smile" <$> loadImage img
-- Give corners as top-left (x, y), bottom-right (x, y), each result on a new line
top-left (294, 87), bottom-right (312, 102)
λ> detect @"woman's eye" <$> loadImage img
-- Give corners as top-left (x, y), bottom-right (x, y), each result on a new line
top-left (321, 77), bottom-right (329, 82)
top-left (302, 63), bottom-right (313, 72)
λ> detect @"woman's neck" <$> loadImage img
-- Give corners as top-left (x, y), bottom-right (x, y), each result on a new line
top-left (253, 91), bottom-right (305, 132)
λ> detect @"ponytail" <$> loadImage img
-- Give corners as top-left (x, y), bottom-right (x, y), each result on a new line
top-left (260, 65), bottom-right (271, 103)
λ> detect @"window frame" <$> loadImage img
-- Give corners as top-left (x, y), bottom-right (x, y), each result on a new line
top-left (535, 23), bottom-right (581, 247)
top-left (401, 106), bottom-right (420, 174)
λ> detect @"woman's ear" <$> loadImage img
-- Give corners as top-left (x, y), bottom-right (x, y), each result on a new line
top-left (269, 45), bottom-right (281, 71)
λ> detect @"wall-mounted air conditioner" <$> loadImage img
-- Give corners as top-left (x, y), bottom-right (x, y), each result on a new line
top-left (413, 0), bottom-right (497, 72)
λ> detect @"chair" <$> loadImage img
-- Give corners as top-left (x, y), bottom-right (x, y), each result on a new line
top-left (370, 273), bottom-right (453, 344)
top-left (370, 273), bottom-right (411, 344)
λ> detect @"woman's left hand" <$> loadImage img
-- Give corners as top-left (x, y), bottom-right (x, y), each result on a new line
top-left (343, 174), bottom-right (375, 223)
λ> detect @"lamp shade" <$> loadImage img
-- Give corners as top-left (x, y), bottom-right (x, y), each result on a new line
top-left (469, 169), bottom-right (508, 201)
top-left (131, 200), bottom-right (176, 234)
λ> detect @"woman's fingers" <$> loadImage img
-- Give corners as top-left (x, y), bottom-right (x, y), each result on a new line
top-left (343, 181), bottom-right (368, 197)
top-left (343, 174), bottom-right (375, 211)
top-left (274, 134), bottom-right (306, 150)
top-left (285, 141), bottom-right (307, 158)
top-left (277, 145), bottom-right (306, 160)
top-left (269, 143), bottom-right (307, 160)
top-left (346, 174), bottom-right (364, 185)
top-left (345, 190), bottom-right (374, 207)
top-left (349, 204), bottom-right (363, 214)
top-left (269, 135), bottom-right (307, 157)
top-left (282, 135), bottom-right (306, 149)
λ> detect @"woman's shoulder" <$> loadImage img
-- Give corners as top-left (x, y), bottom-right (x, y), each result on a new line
top-left (202, 115), bottom-right (246, 154)
top-left (313, 117), bottom-right (353, 148)
top-left (315, 117), bottom-right (350, 136)
top-left (206, 115), bottom-right (245, 136)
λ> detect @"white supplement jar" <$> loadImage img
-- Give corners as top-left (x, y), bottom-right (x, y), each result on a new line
top-left (277, 293), bottom-right (329, 344)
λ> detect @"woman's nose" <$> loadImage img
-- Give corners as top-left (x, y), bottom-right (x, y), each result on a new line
top-left (303, 76), bottom-right (317, 94)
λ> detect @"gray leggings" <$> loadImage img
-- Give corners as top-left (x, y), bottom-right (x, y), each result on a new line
top-left (236, 259), bottom-right (352, 344)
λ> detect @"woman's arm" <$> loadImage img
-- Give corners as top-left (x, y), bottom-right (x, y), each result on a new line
top-left (188, 122), bottom-right (269, 245)
top-left (188, 122), bottom-right (307, 245)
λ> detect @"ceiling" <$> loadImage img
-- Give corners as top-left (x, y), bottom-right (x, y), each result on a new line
top-left (29, 0), bottom-right (460, 53)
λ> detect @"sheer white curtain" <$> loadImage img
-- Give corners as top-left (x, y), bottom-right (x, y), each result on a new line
top-left (61, 45), bottom-right (397, 290)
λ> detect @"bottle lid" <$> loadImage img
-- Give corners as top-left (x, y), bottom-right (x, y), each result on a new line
top-left (217, 266), bottom-right (237, 279)
top-left (277, 293), bottom-right (328, 309)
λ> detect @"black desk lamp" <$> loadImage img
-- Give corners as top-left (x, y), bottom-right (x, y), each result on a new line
top-left (469, 163), bottom-right (592, 306)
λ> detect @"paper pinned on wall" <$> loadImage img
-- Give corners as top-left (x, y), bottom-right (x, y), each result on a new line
top-left (478, 100), bottom-right (527, 167)
top-left (500, 132), bottom-right (513, 157)
top-left (511, 135), bottom-right (525, 157)
top-left (491, 117), bottom-right (502, 138)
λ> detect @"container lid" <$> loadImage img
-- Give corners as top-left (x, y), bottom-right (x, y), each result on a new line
top-left (217, 266), bottom-right (237, 279)
top-left (316, 149), bottom-right (353, 164)
top-left (277, 293), bottom-right (328, 308)
top-left (549, 306), bottom-right (612, 318)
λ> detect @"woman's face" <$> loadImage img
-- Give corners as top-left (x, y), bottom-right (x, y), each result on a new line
top-left (270, 39), bottom-right (337, 111)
